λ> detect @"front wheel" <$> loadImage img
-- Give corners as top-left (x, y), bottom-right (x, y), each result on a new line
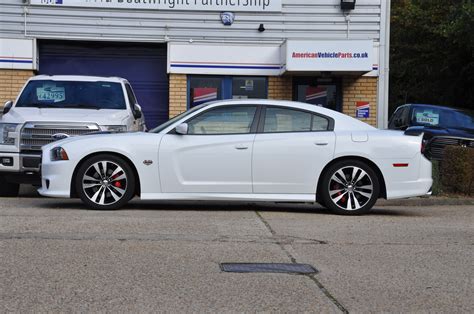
top-left (320, 160), bottom-right (380, 215)
top-left (75, 154), bottom-right (136, 210)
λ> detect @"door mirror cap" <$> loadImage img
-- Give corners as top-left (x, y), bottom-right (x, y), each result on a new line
top-left (3, 101), bottom-right (13, 115)
top-left (175, 123), bottom-right (188, 135)
top-left (133, 104), bottom-right (142, 119)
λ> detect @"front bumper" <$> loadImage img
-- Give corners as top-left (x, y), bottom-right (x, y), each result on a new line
top-left (38, 158), bottom-right (74, 198)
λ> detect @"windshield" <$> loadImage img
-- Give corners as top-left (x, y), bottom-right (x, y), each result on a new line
top-left (16, 80), bottom-right (126, 110)
top-left (411, 107), bottom-right (474, 131)
top-left (150, 104), bottom-right (207, 133)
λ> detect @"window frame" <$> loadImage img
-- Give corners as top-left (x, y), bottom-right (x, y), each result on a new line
top-left (173, 104), bottom-right (262, 136)
top-left (257, 105), bottom-right (335, 134)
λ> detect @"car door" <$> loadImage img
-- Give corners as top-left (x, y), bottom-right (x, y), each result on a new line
top-left (252, 106), bottom-right (336, 194)
top-left (159, 105), bottom-right (258, 193)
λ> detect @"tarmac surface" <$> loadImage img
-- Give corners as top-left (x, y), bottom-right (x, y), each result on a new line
top-left (0, 197), bottom-right (473, 312)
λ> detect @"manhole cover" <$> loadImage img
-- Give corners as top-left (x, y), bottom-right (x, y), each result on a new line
top-left (220, 263), bottom-right (317, 274)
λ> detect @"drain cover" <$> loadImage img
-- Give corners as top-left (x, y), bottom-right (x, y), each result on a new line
top-left (220, 263), bottom-right (317, 274)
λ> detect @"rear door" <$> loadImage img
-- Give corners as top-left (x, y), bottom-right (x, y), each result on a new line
top-left (252, 106), bottom-right (336, 194)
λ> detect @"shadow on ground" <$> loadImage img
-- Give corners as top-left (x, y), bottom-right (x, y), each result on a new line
top-left (36, 199), bottom-right (421, 217)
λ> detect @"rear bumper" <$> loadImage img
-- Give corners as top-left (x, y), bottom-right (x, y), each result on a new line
top-left (385, 155), bottom-right (433, 200)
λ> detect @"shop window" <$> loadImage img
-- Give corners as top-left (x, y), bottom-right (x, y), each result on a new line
top-left (293, 77), bottom-right (341, 112)
top-left (188, 76), bottom-right (267, 108)
top-left (232, 77), bottom-right (267, 99)
top-left (187, 106), bottom-right (257, 135)
top-left (189, 77), bottom-right (223, 107)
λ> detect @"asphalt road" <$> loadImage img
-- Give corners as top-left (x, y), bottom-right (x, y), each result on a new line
top-left (0, 198), bottom-right (472, 313)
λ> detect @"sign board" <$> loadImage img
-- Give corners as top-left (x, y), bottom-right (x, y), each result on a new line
top-left (285, 40), bottom-right (374, 72)
top-left (0, 38), bottom-right (36, 70)
top-left (168, 42), bottom-right (283, 76)
top-left (29, 0), bottom-right (282, 12)
top-left (356, 101), bottom-right (370, 118)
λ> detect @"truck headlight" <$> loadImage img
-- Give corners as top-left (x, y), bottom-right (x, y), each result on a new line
top-left (0, 123), bottom-right (18, 145)
top-left (100, 125), bottom-right (127, 132)
top-left (51, 147), bottom-right (69, 161)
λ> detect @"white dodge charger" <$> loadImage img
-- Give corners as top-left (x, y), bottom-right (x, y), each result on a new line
top-left (39, 100), bottom-right (432, 214)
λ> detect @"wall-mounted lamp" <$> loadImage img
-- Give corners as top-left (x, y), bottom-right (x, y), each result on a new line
top-left (341, 0), bottom-right (356, 11)
top-left (258, 24), bottom-right (265, 32)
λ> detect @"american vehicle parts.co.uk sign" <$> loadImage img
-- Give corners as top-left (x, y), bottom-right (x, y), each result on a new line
top-left (29, 0), bottom-right (282, 12)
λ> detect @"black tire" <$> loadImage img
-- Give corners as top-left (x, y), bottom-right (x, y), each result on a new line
top-left (0, 176), bottom-right (20, 197)
top-left (75, 154), bottom-right (136, 210)
top-left (320, 159), bottom-right (380, 215)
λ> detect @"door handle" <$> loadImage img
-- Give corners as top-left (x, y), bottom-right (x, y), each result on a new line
top-left (314, 142), bottom-right (329, 146)
top-left (235, 144), bottom-right (249, 150)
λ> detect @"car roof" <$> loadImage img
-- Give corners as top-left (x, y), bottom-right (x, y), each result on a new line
top-left (29, 75), bottom-right (127, 83)
top-left (402, 103), bottom-right (467, 112)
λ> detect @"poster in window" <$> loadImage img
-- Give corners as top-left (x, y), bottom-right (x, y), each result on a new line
top-left (306, 87), bottom-right (327, 107)
top-left (192, 88), bottom-right (218, 107)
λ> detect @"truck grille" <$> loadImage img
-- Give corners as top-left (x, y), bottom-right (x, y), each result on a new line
top-left (20, 122), bottom-right (100, 152)
top-left (425, 136), bottom-right (474, 161)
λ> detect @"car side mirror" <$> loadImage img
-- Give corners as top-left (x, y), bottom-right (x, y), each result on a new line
top-left (175, 123), bottom-right (188, 135)
top-left (3, 101), bottom-right (13, 115)
top-left (133, 104), bottom-right (142, 119)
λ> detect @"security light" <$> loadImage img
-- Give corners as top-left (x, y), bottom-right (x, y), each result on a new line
top-left (341, 0), bottom-right (356, 10)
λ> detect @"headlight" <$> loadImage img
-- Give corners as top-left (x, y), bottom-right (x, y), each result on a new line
top-left (0, 123), bottom-right (18, 145)
top-left (101, 125), bottom-right (127, 132)
top-left (51, 147), bottom-right (69, 161)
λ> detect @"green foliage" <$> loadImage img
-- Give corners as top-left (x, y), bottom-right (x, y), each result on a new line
top-left (390, 0), bottom-right (474, 114)
top-left (431, 160), bottom-right (443, 195)
top-left (440, 146), bottom-right (474, 195)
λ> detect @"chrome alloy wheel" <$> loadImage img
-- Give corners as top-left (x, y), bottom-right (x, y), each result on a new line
top-left (328, 166), bottom-right (374, 211)
top-left (82, 161), bottom-right (128, 206)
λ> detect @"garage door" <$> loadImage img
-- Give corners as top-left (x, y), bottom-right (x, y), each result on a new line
top-left (38, 40), bottom-right (169, 128)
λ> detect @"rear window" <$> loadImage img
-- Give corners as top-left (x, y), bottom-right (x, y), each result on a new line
top-left (411, 107), bottom-right (474, 130)
top-left (16, 80), bottom-right (126, 110)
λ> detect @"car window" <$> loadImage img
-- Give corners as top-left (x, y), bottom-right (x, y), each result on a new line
top-left (16, 80), bottom-right (126, 110)
top-left (125, 83), bottom-right (138, 106)
top-left (389, 106), bottom-right (405, 128)
top-left (312, 115), bottom-right (330, 131)
top-left (263, 107), bottom-right (328, 133)
top-left (187, 106), bottom-right (257, 135)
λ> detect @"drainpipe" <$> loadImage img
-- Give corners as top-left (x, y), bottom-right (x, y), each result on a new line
top-left (377, 0), bottom-right (391, 129)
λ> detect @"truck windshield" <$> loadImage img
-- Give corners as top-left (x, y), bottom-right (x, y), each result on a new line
top-left (411, 107), bottom-right (474, 131)
top-left (16, 80), bottom-right (126, 110)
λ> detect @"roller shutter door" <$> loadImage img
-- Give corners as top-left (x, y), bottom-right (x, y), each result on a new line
top-left (38, 40), bottom-right (168, 128)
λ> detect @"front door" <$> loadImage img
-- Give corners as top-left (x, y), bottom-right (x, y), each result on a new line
top-left (159, 105), bottom-right (258, 193)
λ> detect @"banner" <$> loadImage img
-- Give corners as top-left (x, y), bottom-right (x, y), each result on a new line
top-left (30, 0), bottom-right (282, 12)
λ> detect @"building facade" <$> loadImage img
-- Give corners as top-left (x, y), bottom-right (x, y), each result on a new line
top-left (0, 0), bottom-right (390, 128)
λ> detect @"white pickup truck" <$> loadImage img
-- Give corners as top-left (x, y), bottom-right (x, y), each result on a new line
top-left (0, 75), bottom-right (146, 196)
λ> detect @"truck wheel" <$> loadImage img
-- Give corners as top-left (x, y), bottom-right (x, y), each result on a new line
top-left (320, 160), bottom-right (380, 215)
top-left (75, 154), bottom-right (136, 210)
top-left (0, 176), bottom-right (20, 197)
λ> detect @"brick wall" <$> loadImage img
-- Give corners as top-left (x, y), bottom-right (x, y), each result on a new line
top-left (169, 73), bottom-right (187, 118)
top-left (268, 76), bottom-right (293, 100)
top-left (342, 76), bottom-right (378, 127)
top-left (0, 69), bottom-right (34, 108)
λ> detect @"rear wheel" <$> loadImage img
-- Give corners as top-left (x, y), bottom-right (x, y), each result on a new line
top-left (320, 160), bottom-right (380, 215)
top-left (0, 176), bottom-right (20, 197)
top-left (75, 154), bottom-right (135, 210)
